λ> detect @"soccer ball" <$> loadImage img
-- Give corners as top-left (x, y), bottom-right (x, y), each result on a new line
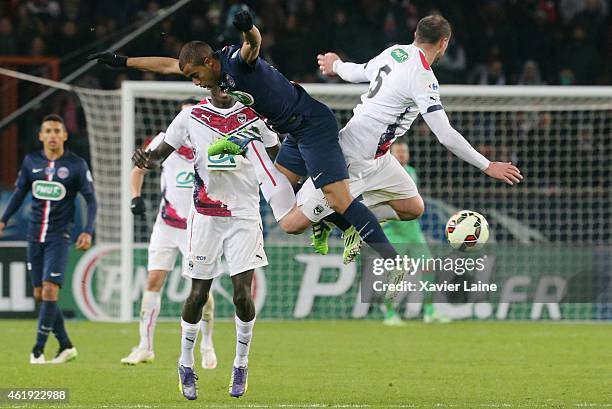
top-left (445, 210), bottom-right (489, 252)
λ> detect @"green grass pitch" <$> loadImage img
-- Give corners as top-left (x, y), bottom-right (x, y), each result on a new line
top-left (0, 320), bottom-right (610, 408)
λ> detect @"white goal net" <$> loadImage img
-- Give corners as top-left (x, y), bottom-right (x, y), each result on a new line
top-left (74, 82), bottom-right (612, 322)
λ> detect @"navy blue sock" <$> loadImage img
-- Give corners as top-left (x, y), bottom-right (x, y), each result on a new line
top-left (53, 308), bottom-right (72, 349)
top-left (323, 212), bottom-right (351, 232)
top-left (35, 301), bottom-right (59, 352)
top-left (342, 199), bottom-right (398, 259)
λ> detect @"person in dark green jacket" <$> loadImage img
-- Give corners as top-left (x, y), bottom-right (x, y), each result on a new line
top-left (382, 140), bottom-right (449, 325)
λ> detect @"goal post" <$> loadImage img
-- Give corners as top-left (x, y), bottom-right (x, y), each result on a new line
top-left (72, 81), bottom-right (612, 322)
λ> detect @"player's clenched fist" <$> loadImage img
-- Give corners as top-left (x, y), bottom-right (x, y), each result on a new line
top-left (317, 52), bottom-right (340, 76)
top-left (233, 8), bottom-right (253, 32)
top-left (88, 51), bottom-right (127, 68)
top-left (76, 232), bottom-right (92, 251)
top-left (483, 162), bottom-right (523, 185)
top-left (132, 148), bottom-right (153, 169)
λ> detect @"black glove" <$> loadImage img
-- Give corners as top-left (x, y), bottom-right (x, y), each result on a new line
top-left (233, 9), bottom-right (253, 32)
top-left (130, 197), bottom-right (146, 216)
top-left (88, 51), bottom-right (128, 68)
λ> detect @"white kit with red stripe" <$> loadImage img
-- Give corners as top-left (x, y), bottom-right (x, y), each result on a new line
top-left (145, 132), bottom-right (195, 230)
top-left (336, 43), bottom-right (443, 164)
top-left (163, 97), bottom-right (278, 219)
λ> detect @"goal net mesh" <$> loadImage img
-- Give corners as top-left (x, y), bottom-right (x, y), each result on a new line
top-left (74, 83), bottom-right (612, 321)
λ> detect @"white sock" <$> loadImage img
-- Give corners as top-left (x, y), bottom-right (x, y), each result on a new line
top-left (138, 290), bottom-right (161, 351)
top-left (233, 315), bottom-right (255, 368)
top-left (370, 204), bottom-right (400, 223)
top-left (246, 140), bottom-right (296, 221)
top-left (200, 319), bottom-right (213, 350)
top-left (179, 319), bottom-right (199, 368)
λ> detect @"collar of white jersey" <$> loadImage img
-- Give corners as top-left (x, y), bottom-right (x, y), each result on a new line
top-left (203, 96), bottom-right (244, 113)
top-left (410, 43), bottom-right (427, 56)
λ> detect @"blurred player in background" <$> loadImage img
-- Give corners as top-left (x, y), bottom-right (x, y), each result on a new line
top-left (382, 140), bottom-right (450, 325)
top-left (132, 86), bottom-right (281, 400)
top-left (306, 14), bottom-right (522, 262)
top-left (0, 114), bottom-right (97, 364)
top-left (121, 99), bottom-right (217, 369)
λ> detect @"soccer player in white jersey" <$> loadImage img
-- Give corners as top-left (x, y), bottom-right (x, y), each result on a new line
top-left (132, 86), bottom-right (287, 400)
top-left (293, 14), bottom-right (522, 260)
top-left (120, 99), bottom-right (218, 368)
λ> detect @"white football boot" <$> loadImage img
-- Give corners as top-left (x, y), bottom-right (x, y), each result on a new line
top-left (49, 347), bottom-right (78, 364)
top-left (120, 347), bottom-right (155, 365)
top-left (30, 352), bottom-right (46, 364)
top-left (200, 346), bottom-right (217, 369)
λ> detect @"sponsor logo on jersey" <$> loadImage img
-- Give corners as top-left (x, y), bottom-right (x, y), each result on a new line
top-left (225, 73), bottom-right (236, 88)
top-left (206, 154), bottom-right (239, 170)
top-left (314, 205), bottom-right (324, 215)
top-left (176, 171), bottom-right (195, 188)
top-left (32, 180), bottom-right (66, 201)
top-left (391, 48), bottom-right (409, 63)
top-left (237, 113), bottom-right (247, 123)
top-left (227, 90), bottom-right (255, 106)
top-left (57, 166), bottom-right (70, 179)
top-left (429, 83), bottom-right (439, 91)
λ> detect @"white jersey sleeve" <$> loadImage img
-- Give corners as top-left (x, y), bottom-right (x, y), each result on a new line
top-left (164, 108), bottom-right (190, 150)
top-left (333, 47), bottom-right (395, 84)
top-left (146, 132), bottom-right (166, 151)
top-left (423, 110), bottom-right (490, 170)
top-left (411, 68), bottom-right (444, 115)
top-left (333, 61), bottom-right (368, 83)
top-left (250, 119), bottom-right (279, 148)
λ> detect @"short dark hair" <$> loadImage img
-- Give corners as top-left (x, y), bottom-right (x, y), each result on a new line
top-left (415, 15), bottom-right (452, 44)
top-left (178, 41), bottom-right (214, 71)
top-left (42, 114), bottom-right (64, 125)
top-left (178, 98), bottom-right (200, 107)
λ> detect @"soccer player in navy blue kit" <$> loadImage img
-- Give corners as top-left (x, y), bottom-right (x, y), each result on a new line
top-left (0, 114), bottom-right (97, 364)
top-left (90, 8), bottom-right (400, 264)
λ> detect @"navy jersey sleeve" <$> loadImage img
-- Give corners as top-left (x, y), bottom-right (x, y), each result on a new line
top-left (1, 157), bottom-right (31, 225)
top-left (226, 45), bottom-right (257, 70)
top-left (78, 160), bottom-right (97, 235)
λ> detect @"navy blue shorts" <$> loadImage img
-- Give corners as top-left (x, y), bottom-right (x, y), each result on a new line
top-left (275, 100), bottom-right (349, 189)
top-left (27, 240), bottom-right (70, 287)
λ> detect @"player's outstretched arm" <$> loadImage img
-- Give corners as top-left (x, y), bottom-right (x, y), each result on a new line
top-left (233, 9), bottom-right (261, 64)
top-left (423, 110), bottom-right (523, 185)
top-left (0, 160), bottom-right (31, 232)
top-left (88, 52), bottom-right (181, 75)
top-left (317, 53), bottom-right (374, 83)
top-left (130, 167), bottom-right (147, 216)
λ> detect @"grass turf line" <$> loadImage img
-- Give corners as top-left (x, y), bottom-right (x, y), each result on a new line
top-left (0, 320), bottom-right (610, 408)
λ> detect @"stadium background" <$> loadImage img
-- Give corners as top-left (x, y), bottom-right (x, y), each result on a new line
top-left (0, 0), bottom-right (611, 322)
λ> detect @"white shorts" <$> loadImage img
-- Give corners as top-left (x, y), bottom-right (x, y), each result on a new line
top-left (147, 218), bottom-right (188, 271)
top-left (183, 212), bottom-right (268, 280)
top-left (297, 152), bottom-right (419, 222)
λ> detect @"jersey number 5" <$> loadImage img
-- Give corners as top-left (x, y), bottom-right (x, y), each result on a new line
top-left (367, 65), bottom-right (391, 98)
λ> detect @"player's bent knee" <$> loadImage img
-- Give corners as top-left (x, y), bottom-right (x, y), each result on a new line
top-left (321, 181), bottom-right (353, 214)
top-left (186, 290), bottom-right (208, 312)
top-left (279, 213), bottom-right (309, 234)
top-left (41, 281), bottom-right (60, 301)
top-left (391, 196), bottom-right (425, 220)
top-left (232, 285), bottom-right (252, 308)
top-left (146, 270), bottom-right (167, 292)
